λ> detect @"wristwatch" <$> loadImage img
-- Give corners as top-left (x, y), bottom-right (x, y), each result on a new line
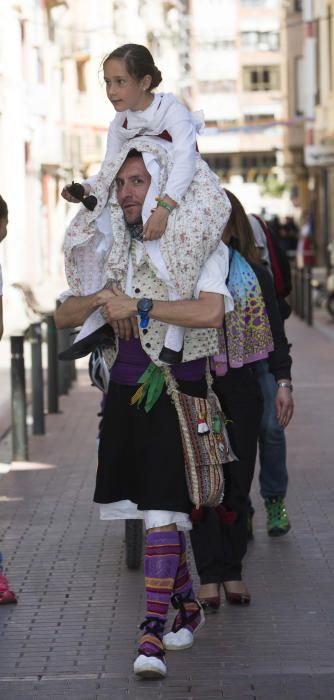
top-left (137, 297), bottom-right (153, 329)
top-left (277, 381), bottom-right (293, 392)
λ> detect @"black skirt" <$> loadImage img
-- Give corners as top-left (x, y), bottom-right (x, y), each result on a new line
top-left (94, 378), bottom-right (206, 513)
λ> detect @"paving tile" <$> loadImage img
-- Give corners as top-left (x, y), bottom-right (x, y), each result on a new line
top-left (0, 317), bottom-right (334, 698)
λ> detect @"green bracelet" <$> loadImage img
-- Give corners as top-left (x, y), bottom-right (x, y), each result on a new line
top-left (157, 199), bottom-right (174, 215)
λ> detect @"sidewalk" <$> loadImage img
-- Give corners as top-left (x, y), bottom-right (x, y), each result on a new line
top-left (0, 315), bottom-right (333, 700)
top-left (313, 306), bottom-right (334, 342)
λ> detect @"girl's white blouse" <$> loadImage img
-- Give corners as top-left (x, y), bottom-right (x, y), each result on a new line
top-left (103, 93), bottom-right (203, 204)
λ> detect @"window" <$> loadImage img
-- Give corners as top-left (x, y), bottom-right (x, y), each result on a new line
top-left (24, 142), bottom-right (31, 166)
top-left (244, 113), bottom-right (275, 122)
top-left (20, 20), bottom-right (26, 43)
top-left (328, 5), bottom-right (333, 91)
top-left (76, 57), bottom-right (89, 93)
top-left (295, 56), bottom-right (304, 114)
top-left (243, 65), bottom-right (280, 91)
top-left (315, 18), bottom-right (321, 105)
top-left (198, 40), bottom-right (236, 51)
top-left (294, 0), bottom-right (302, 10)
top-left (241, 31), bottom-right (280, 51)
top-left (240, 0), bottom-right (278, 6)
top-left (203, 155), bottom-right (231, 177)
top-left (241, 153), bottom-right (276, 177)
top-left (198, 79), bottom-right (237, 93)
top-left (33, 47), bottom-right (44, 83)
top-left (45, 0), bottom-right (68, 7)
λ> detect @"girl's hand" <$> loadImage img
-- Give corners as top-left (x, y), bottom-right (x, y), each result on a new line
top-left (61, 183), bottom-right (91, 203)
top-left (143, 207), bottom-right (169, 241)
top-left (275, 387), bottom-right (294, 428)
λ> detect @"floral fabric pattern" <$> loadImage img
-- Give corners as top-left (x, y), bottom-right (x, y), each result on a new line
top-left (213, 249), bottom-right (274, 376)
top-left (101, 244), bottom-right (221, 370)
top-left (64, 138), bottom-right (231, 300)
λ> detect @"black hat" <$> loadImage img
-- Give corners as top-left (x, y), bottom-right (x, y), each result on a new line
top-left (58, 324), bottom-right (115, 361)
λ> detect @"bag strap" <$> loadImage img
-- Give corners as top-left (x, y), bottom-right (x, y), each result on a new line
top-left (162, 365), bottom-right (179, 402)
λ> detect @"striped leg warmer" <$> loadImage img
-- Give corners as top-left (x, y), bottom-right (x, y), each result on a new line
top-left (171, 531), bottom-right (202, 634)
top-left (139, 530), bottom-right (181, 657)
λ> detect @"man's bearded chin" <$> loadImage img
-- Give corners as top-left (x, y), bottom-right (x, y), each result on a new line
top-left (127, 214), bottom-right (142, 226)
top-left (124, 214), bottom-right (144, 242)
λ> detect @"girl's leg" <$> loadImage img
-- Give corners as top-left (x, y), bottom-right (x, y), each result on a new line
top-left (145, 242), bottom-right (185, 363)
top-left (159, 289), bottom-right (185, 363)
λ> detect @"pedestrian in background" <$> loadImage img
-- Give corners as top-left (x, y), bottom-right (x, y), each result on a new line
top-left (190, 190), bottom-right (293, 610)
top-left (248, 214), bottom-right (293, 537)
top-left (0, 194), bottom-right (17, 605)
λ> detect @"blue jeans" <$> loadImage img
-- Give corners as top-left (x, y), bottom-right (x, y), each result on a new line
top-left (253, 360), bottom-right (288, 499)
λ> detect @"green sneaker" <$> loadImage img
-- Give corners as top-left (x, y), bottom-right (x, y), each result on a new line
top-left (265, 497), bottom-right (291, 537)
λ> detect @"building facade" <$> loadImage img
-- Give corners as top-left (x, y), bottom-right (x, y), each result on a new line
top-left (0, 0), bottom-right (188, 330)
top-left (281, 0), bottom-right (309, 213)
top-left (191, 0), bottom-right (286, 213)
top-left (303, 0), bottom-right (334, 267)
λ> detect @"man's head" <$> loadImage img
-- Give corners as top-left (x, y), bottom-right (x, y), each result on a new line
top-left (115, 150), bottom-right (151, 225)
top-left (0, 195), bottom-right (8, 243)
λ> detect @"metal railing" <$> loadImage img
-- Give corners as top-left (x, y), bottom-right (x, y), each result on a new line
top-left (10, 314), bottom-right (76, 461)
top-left (290, 264), bottom-right (313, 326)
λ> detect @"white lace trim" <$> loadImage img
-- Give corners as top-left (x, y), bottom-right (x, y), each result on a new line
top-left (99, 500), bottom-right (192, 531)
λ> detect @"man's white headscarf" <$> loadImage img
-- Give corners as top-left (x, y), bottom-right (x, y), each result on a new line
top-left (64, 135), bottom-right (231, 339)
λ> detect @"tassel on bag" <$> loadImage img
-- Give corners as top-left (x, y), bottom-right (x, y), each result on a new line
top-left (213, 415), bottom-right (221, 434)
top-left (131, 362), bottom-right (165, 413)
top-left (197, 414), bottom-right (209, 435)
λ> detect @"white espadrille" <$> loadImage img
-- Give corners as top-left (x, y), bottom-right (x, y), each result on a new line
top-left (133, 653), bottom-right (167, 679)
top-left (163, 603), bottom-right (205, 651)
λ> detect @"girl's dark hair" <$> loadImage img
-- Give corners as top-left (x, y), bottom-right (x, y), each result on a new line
top-left (103, 43), bottom-right (162, 90)
top-left (0, 195), bottom-right (8, 221)
top-left (223, 189), bottom-right (260, 266)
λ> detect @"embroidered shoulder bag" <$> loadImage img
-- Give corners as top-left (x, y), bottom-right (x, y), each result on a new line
top-left (163, 365), bottom-right (236, 509)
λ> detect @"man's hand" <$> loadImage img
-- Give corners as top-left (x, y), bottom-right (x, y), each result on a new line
top-left (102, 284), bottom-right (137, 325)
top-left (275, 387), bottom-right (294, 428)
top-left (109, 317), bottom-right (139, 340)
top-left (61, 183), bottom-right (91, 203)
top-left (95, 288), bottom-right (115, 307)
top-left (143, 207), bottom-right (169, 240)
top-left (55, 287), bottom-right (114, 329)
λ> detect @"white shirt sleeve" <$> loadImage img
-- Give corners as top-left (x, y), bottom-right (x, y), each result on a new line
top-left (194, 242), bottom-right (234, 312)
top-left (57, 288), bottom-right (74, 304)
top-left (163, 102), bottom-right (198, 203)
top-left (0, 264), bottom-right (3, 296)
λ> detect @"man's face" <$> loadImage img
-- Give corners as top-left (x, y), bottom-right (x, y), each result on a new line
top-left (115, 157), bottom-right (151, 225)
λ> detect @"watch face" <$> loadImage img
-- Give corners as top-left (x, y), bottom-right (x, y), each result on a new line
top-left (138, 298), bottom-right (153, 313)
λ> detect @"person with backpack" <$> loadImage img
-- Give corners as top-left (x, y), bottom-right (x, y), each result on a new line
top-left (248, 214), bottom-right (293, 537)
